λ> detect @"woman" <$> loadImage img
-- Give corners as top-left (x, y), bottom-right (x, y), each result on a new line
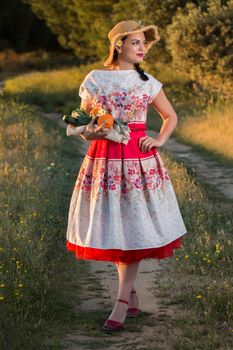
top-left (66, 20), bottom-right (188, 332)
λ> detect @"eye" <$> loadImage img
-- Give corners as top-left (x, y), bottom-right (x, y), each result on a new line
top-left (132, 41), bottom-right (147, 45)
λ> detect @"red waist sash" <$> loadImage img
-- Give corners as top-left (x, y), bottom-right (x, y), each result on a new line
top-left (127, 123), bottom-right (148, 132)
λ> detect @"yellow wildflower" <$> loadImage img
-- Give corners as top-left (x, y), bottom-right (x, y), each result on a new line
top-left (196, 294), bottom-right (202, 299)
top-left (215, 243), bottom-right (221, 254)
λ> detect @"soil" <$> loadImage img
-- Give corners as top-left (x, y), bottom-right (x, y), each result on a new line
top-left (2, 76), bottom-right (232, 348)
top-left (41, 111), bottom-right (233, 349)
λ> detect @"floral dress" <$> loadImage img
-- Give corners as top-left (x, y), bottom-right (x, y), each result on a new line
top-left (66, 69), bottom-right (188, 263)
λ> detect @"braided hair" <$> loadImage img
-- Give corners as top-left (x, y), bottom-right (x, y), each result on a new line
top-left (111, 35), bottom-right (149, 81)
top-left (133, 63), bottom-right (149, 81)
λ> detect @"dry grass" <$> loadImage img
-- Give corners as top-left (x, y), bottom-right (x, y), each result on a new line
top-left (176, 103), bottom-right (233, 162)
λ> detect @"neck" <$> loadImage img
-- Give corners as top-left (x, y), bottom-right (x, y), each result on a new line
top-left (113, 62), bottom-right (135, 70)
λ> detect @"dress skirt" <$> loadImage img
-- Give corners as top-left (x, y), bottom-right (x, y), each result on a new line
top-left (66, 122), bottom-right (187, 263)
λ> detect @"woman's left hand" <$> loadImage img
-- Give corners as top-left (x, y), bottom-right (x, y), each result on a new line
top-left (139, 136), bottom-right (164, 153)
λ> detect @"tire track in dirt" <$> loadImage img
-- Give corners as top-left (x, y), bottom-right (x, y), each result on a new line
top-left (147, 130), bottom-right (233, 201)
top-left (41, 111), bottom-right (233, 348)
top-left (41, 112), bottom-right (182, 349)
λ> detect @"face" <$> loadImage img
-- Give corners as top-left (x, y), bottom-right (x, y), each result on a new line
top-left (116, 32), bottom-right (148, 65)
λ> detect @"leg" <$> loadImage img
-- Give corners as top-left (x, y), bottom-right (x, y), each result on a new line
top-left (115, 262), bottom-right (136, 293)
top-left (115, 262), bottom-right (138, 309)
top-left (108, 261), bottom-right (140, 322)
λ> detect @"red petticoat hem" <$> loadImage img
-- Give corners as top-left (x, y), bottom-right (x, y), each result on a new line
top-left (66, 237), bottom-right (183, 263)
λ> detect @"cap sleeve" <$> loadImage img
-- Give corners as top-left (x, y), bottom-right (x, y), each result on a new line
top-left (147, 74), bottom-right (163, 104)
top-left (78, 71), bottom-right (98, 102)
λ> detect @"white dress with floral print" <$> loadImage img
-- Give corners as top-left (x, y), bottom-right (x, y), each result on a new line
top-left (66, 69), bottom-right (188, 263)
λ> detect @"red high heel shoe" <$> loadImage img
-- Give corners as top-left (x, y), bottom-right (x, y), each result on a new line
top-left (102, 299), bottom-right (128, 332)
top-left (127, 290), bottom-right (139, 317)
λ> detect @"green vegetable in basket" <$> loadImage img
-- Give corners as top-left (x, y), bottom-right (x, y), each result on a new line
top-left (63, 107), bottom-right (92, 127)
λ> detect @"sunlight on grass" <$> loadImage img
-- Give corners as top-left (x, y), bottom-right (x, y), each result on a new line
top-left (176, 103), bottom-right (233, 162)
top-left (4, 60), bottom-right (232, 166)
top-left (0, 97), bottom-right (84, 348)
top-left (1, 56), bottom-right (232, 348)
top-left (3, 62), bottom-right (100, 112)
top-left (157, 150), bottom-right (233, 348)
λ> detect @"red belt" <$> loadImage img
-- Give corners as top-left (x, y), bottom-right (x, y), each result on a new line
top-left (128, 123), bottom-right (147, 132)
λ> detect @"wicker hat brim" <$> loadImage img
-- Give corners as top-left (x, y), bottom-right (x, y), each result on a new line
top-left (103, 25), bottom-right (160, 67)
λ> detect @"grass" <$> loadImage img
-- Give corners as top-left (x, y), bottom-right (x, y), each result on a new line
top-left (148, 63), bottom-right (233, 166)
top-left (2, 62), bottom-right (101, 113)
top-left (0, 96), bottom-right (93, 349)
top-left (0, 49), bottom-right (80, 78)
top-left (1, 59), bottom-right (232, 348)
top-left (151, 150), bottom-right (233, 349)
top-left (4, 60), bottom-right (233, 166)
top-left (175, 103), bottom-right (233, 164)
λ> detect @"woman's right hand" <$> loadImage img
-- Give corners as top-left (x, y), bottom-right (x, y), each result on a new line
top-left (80, 117), bottom-right (113, 140)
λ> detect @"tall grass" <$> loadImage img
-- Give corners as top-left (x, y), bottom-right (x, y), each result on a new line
top-left (0, 49), bottom-right (79, 75)
top-left (1, 59), bottom-right (232, 348)
top-left (175, 103), bottom-right (233, 163)
top-left (4, 62), bottom-right (233, 165)
top-left (3, 62), bottom-right (101, 113)
top-left (0, 96), bottom-right (85, 349)
top-left (156, 151), bottom-right (233, 348)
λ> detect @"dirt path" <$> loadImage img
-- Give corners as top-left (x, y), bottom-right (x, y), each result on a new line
top-left (2, 73), bottom-right (232, 347)
top-left (147, 130), bottom-right (233, 201)
top-left (40, 112), bottom-right (232, 348)
top-left (42, 112), bottom-right (184, 349)
top-left (61, 260), bottom-right (174, 350)
top-left (59, 257), bottom-right (183, 350)
top-left (1, 69), bottom-right (232, 202)
top-left (44, 111), bottom-right (233, 202)
top-left (43, 113), bottom-right (233, 350)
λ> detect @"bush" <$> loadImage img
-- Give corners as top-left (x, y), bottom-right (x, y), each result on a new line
top-left (166, 0), bottom-right (233, 97)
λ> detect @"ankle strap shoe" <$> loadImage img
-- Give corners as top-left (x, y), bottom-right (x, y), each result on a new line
top-left (127, 290), bottom-right (139, 317)
top-left (102, 299), bottom-right (128, 332)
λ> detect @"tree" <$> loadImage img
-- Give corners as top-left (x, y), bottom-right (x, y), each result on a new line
top-left (22, 0), bottom-right (117, 62)
top-left (0, 0), bottom-right (59, 51)
top-left (166, 0), bottom-right (233, 95)
top-left (23, 0), bottom-right (200, 63)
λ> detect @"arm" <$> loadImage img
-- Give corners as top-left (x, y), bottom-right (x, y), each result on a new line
top-left (78, 99), bottom-right (113, 141)
top-left (139, 88), bottom-right (178, 153)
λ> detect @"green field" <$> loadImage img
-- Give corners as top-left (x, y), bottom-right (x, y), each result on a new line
top-left (1, 61), bottom-right (232, 349)
top-left (4, 61), bottom-right (233, 165)
top-left (0, 96), bottom-right (90, 348)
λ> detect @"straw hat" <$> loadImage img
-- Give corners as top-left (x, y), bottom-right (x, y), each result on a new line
top-left (103, 20), bottom-right (160, 67)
